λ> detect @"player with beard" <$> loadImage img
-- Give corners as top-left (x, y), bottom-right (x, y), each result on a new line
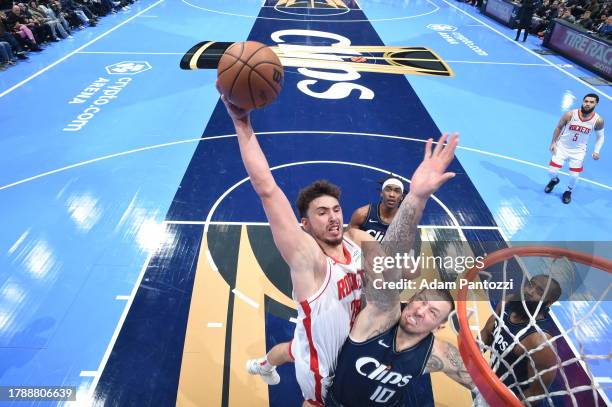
top-left (326, 289), bottom-right (475, 407)
top-left (480, 275), bottom-right (562, 405)
top-left (349, 176), bottom-right (406, 242)
top-left (545, 93), bottom-right (605, 204)
top-left (217, 82), bottom-right (459, 406)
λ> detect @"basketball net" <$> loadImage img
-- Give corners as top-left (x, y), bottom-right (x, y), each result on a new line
top-left (454, 246), bottom-right (612, 407)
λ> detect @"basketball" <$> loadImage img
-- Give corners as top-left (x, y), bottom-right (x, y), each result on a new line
top-left (217, 41), bottom-right (284, 111)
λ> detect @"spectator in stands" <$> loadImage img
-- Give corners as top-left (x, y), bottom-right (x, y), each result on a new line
top-left (560, 7), bottom-right (577, 23)
top-left (27, 0), bottom-right (69, 40)
top-left (596, 15), bottom-right (612, 38)
top-left (587, 0), bottom-right (601, 18)
top-left (15, 3), bottom-right (52, 43)
top-left (39, 1), bottom-right (72, 35)
top-left (72, 0), bottom-right (100, 24)
top-left (4, 5), bottom-right (42, 51)
top-left (577, 10), bottom-right (595, 29)
top-left (55, 0), bottom-right (89, 28)
top-left (0, 40), bottom-right (17, 69)
top-left (61, 0), bottom-right (97, 26)
top-left (0, 12), bottom-right (29, 58)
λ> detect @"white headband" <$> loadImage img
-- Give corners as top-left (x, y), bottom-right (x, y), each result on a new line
top-left (382, 178), bottom-right (404, 193)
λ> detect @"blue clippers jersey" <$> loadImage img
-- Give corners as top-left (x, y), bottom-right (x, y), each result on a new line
top-left (491, 306), bottom-right (558, 396)
top-left (359, 203), bottom-right (389, 242)
top-left (328, 325), bottom-right (434, 407)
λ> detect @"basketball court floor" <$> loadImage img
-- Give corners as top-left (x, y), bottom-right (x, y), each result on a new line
top-left (0, 0), bottom-right (610, 405)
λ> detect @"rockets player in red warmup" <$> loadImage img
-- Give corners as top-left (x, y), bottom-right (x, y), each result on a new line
top-left (545, 94), bottom-right (605, 204)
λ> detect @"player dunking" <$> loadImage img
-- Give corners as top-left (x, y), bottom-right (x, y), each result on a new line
top-left (545, 94), bottom-right (605, 204)
top-left (217, 82), bottom-right (459, 406)
top-left (349, 176), bottom-right (406, 242)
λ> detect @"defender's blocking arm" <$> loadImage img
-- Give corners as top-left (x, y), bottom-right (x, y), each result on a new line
top-left (354, 134), bottom-right (459, 339)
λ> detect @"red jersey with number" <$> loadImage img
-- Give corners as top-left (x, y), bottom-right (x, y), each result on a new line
top-left (290, 237), bottom-right (364, 405)
top-left (558, 109), bottom-right (599, 152)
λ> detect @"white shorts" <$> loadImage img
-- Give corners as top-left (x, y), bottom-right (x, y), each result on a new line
top-left (290, 339), bottom-right (332, 406)
top-left (550, 145), bottom-right (585, 173)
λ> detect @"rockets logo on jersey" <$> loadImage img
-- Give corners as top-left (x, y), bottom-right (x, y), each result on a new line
top-left (568, 124), bottom-right (591, 134)
top-left (337, 270), bottom-right (363, 300)
top-left (338, 269), bottom-right (364, 327)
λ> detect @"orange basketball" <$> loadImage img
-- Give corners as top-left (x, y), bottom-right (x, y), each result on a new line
top-left (217, 41), bottom-right (284, 111)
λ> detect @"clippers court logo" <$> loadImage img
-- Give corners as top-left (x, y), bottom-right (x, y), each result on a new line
top-left (426, 24), bottom-right (458, 32)
top-left (180, 40), bottom-right (453, 78)
top-left (179, 30), bottom-right (453, 101)
top-left (105, 61), bottom-right (152, 75)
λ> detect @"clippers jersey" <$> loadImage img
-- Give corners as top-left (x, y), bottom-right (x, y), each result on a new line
top-left (491, 307), bottom-right (558, 397)
top-left (328, 325), bottom-right (434, 407)
top-left (558, 109), bottom-right (600, 152)
top-left (291, 237), bottom-right (364, 405)
top-left (359, 203), bottom-right (390, 242)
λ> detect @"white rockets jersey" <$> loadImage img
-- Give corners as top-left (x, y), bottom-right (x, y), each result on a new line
top-left (290, 237), bottom-right (364, 405)
top-left (559, 109), bottom-right (600, 152)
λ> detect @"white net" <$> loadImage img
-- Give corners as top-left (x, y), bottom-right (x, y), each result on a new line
top-left (461, 252), bottom-right (611, 407)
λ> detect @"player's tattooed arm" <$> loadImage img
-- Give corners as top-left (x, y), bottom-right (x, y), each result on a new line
top-left (353, 135), bottom-right (458, 342)
top-left (424, 340), bottom-right (475, 390)
top-left (362, 195), bottom-right (424, 310)
top-left (366, 134), bottom-right (459, 307)
top-left (551, 111), bottom-right (572, 151)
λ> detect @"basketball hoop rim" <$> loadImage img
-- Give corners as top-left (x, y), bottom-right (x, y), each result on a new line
top-left (456, 246), bottom-right (612, 407)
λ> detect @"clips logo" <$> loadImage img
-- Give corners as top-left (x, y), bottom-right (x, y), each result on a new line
top-left (180, 41), bottom-right (453, 77)
top-left (105, 61), bottom-right (152, 75)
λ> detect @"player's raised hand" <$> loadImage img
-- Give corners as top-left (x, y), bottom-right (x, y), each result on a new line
top-left (409, 133), bottom-right (458, 200)
top-left (592, 152), bottom-right (600, 160)
top-left (216, 80), bottom-right (251, 125)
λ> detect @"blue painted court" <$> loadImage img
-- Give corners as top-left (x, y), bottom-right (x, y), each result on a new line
top-left (0, 0), bottom-right (610, 405)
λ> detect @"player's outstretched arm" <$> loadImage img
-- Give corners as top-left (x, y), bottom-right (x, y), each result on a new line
top-left (217, 83), bottom-right (321, 290)
top-left (424, 339), bottom-right (475, 390)
top-left (352, 135), bottom-right (459, 340)
top-left (369, 134), bottom-right (458, 301)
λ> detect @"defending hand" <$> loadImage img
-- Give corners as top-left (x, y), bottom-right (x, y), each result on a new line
top-left (409, 133), bottom-right (459, 200)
